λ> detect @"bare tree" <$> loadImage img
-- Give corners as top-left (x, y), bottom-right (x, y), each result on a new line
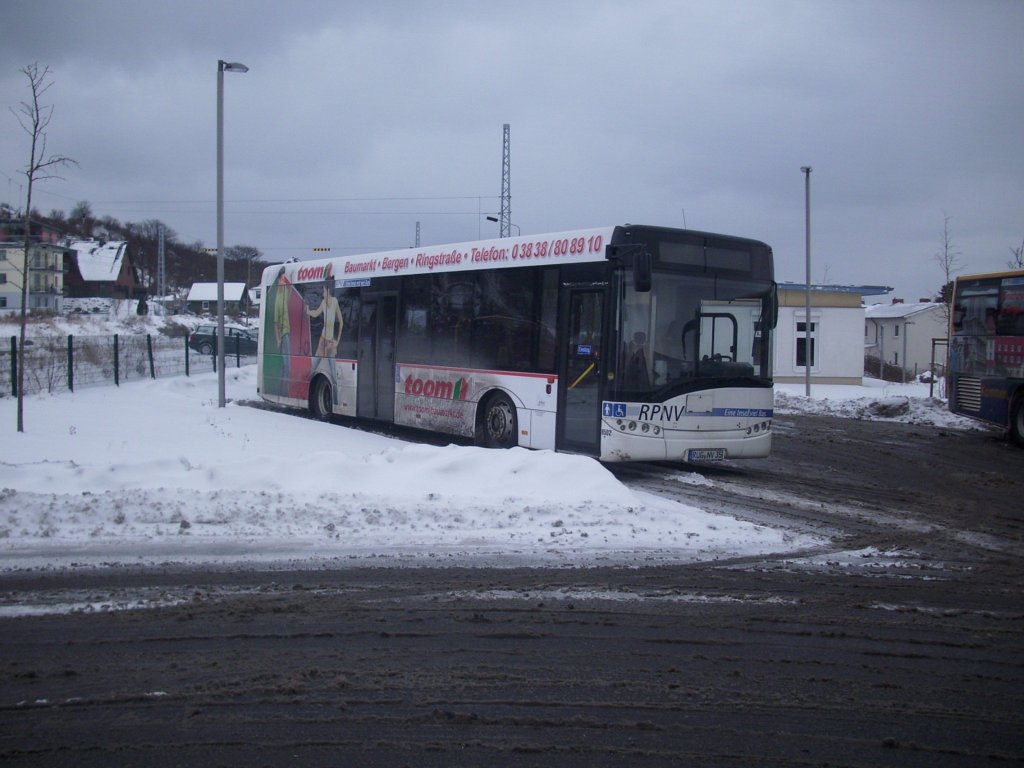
top-left (226, 244), bottom-right (263, 288)
top-left (933, 212), bottom-right (962, 326)
top-left (10, 63), bottom-right (76, 432)
top-left (1010, 237), bottom-right (1024, 270)
top-left (69, 200), bottom-right (93, 235)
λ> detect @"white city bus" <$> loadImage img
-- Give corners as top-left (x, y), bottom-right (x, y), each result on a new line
top-left (257, 224), bottom-right (777, 462)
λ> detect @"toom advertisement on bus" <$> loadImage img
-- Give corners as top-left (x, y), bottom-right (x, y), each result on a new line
top-left (395, 367), bottom-right (477, 436)
top-left (395, 365), bottom-right (557, 445)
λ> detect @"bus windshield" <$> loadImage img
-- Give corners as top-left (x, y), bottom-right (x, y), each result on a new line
top-left (951, 275), bottom-right (1024, 377)
top-left (612, 269), bottom-right (774, 400)
top-left (948, 271), bottom-right (1024, 445)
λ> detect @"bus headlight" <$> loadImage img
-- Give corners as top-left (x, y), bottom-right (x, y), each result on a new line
top-left (615, 420), bottom-right (660, 435)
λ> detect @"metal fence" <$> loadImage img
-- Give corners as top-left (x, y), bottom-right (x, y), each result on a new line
top-left (1, 334), bottom-right (255, 396)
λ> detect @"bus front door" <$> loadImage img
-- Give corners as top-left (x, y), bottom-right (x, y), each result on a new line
top-left (557, 288), bottom-right (605, 456)
top-left (357, 295), bottom-right (397, 422)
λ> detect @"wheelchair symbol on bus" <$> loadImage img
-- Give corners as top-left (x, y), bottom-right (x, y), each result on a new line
top-left (603, 402), bottom-right (627, 418)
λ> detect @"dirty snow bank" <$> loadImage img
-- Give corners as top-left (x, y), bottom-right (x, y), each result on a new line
top-left (774, 380), bottom-right (985, 430)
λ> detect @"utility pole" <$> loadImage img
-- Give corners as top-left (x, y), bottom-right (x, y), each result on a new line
top-left (499, 123), bottom-right (511, 238)
top-left (415, 221), bottom-right (421, 248)
top-left (157, 224), bottom-right (165, 300)
top-left (801, 166), bottom-right (812, 397)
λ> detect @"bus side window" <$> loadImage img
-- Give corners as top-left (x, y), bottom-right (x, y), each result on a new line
top-left (537, 269), bottom-right (558, 372)
top-left (475, 269), bottom-right (542, 372)
top-left (434, 274), bottom-right (476, 366)
top-left (338, 288), bottom-right (360, 360)
top-left (400, 275), bottom-right (431, 364)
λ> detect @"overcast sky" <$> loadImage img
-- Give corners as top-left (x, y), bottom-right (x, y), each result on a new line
top-left (2, 0), bottom-right (1022, 301)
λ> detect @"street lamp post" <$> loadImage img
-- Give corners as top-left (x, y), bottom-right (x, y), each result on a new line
top-left (217, 59), bottom-right (248, 407)
top-left (485, 215), bottom-right (520, 236)
top-left (801, 166), bottom-right (812, 398)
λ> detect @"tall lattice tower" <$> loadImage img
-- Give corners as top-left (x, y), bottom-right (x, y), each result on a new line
top-left (499, 123), bottom-right (511, 238)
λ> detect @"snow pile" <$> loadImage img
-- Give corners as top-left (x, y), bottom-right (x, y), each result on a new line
top-left (0, 368), bottom-right (811, 571)
top-left (774, 380), bottom-right (984, 430)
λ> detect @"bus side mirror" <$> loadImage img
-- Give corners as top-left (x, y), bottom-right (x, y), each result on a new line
top-left (633, 252), bottom-right (652, 293)
top-left (765, 284), bottom-right (779, 329)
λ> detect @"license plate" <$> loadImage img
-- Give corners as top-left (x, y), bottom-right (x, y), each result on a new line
top-left (686, 448), bottom-right (726, 462)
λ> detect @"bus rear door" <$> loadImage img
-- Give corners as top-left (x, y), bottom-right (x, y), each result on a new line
top-left (357, 295), bottom-right (397, 422)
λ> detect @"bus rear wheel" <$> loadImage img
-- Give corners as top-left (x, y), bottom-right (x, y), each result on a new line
top-left (310, 376), bottom-right (333, 421)
top-left (1010, 392), bottom-right (1024, 448)
top-left (479, 392), bottom-right (518, 449)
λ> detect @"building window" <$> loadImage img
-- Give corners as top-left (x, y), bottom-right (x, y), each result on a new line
top-left (795, 319), bottom-right (817, 369)
top-left (894, 324), bottom-right (900, 337)
top-left (0, 297), bottom-right (6, 308)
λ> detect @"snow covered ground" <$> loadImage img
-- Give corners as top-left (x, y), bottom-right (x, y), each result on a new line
top-left (0, 367), bottom-right (982, 573)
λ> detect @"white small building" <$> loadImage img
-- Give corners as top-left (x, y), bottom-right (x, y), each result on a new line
top-left (186, 282), bottom-right (250, 316)
top-left (775, 283), bottom-right (892, 385)
top-left (865, 300), bottom-right (948, 379)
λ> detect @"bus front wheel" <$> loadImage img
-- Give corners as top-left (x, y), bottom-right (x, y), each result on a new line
top-left (1010, 392), bottom-right (1024, 447)
top-left (310, 376), bottom-right (333, 422)
top-left (479, 392), bottom-right (518, 449)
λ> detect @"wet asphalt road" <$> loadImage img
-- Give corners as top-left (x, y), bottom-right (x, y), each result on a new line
top-left (1, 413), bottom-right (1022, 766)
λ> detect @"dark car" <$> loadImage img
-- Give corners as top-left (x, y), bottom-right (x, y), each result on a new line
top-left (188, 324), bottom-right (258, 356)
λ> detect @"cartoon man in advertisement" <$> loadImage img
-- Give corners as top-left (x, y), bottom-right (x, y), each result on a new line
top-left (307, 268), bottom-right (343, 405)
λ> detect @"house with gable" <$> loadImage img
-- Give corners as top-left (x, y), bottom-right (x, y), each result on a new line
top-left (865, 300), bottom-right (949, 380)
top-left (63, 239), bottom-right (139, 300)
top-left (186, 282), bottom-right (250, 316)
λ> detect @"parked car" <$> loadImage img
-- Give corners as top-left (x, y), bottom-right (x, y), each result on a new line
top-left (188, 324), bottom-right (258, 356)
